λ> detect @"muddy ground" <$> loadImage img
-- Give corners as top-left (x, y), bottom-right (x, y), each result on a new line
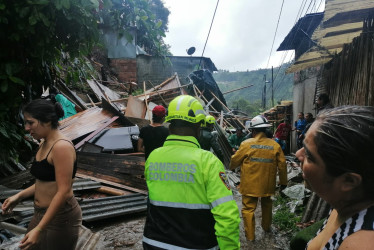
top-left (90, 190), bottom-right (292, 250)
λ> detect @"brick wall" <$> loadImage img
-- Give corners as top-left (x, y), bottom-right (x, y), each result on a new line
top-left (109, 59), bottom-right (137, 83)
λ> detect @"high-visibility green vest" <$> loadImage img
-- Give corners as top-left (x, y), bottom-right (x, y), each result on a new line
top-left (143, 134), bottom-right (240, 250)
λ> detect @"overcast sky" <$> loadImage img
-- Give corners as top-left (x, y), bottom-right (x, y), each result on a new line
top-left (163, 0), bottom-right (325, 72)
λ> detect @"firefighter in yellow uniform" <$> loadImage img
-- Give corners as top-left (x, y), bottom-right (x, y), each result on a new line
top-left (143, 95), bottom-right (240, 249)
top-left (229, 115), bottom-right (287, 241)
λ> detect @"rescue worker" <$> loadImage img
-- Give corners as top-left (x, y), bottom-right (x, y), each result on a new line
top-left (143, 95), bottom-right (240, 250)
top-left (228, 127), bottom-right (246, 153)
top-left (199, 115), bottom-right (224, 163)
top-left (229, 115), bottom-right (287, 242)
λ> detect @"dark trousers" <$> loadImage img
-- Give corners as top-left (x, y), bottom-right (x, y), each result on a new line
top-left (296, 132), bottom-right (303, 149)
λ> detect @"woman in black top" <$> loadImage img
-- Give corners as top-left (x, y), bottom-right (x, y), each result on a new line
top-left (138, 105), bottom-right (169, 160)
top-left (2, 98), bottom-right (81, 250)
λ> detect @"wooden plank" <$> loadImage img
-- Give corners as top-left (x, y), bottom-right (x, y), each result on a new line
top-left (77, 166), bottom-right (145, 189)
top-left (76, 173), bottom-right (147, 195)
top-left (124, 96), bottom-right (146, 119)
top-left (77, 152), bottom-right (145, 176)
top-left (95, 186), bottom-right (132, 196)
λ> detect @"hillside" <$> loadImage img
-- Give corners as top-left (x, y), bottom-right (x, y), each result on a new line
top-left (213, 62), bottom-right (294, 116)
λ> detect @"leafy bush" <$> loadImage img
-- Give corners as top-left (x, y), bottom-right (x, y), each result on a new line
top-left (273, 195), bottom-right (303, 234)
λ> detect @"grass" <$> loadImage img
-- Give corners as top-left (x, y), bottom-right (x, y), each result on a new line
top-left (273, 194), bottom-right (303, 234)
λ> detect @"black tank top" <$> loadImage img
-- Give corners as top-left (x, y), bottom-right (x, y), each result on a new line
top-left (30, 139), bottom-right (77, 181)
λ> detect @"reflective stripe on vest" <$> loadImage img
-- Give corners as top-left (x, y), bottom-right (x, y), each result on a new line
top-left (150, 195), bottom-right (234, 210)
top-left (250, 144), bottom-right (274, 150)
top-left (143, 236), bottom-right (219, 250)
top-left (250, 157), bottom-right (273, 163)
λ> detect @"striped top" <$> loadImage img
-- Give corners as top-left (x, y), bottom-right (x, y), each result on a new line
top-left (309, 206), bottom-right (374, 249)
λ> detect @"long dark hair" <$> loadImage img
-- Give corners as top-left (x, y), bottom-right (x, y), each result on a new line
top-left (23, 99), bottom-right (64, 129)
top-left (314, 106), bottom-right (374, 196)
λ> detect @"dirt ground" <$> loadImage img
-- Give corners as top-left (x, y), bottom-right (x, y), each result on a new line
top-left (90, 190), bottom-right (291, 250)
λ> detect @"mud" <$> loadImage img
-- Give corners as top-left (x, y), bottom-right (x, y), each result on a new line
top-left (90, 190), bottom-right (292, 250)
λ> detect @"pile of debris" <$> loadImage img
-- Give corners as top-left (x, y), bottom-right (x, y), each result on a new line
top-left (1, 66), bottom-right (255, 248)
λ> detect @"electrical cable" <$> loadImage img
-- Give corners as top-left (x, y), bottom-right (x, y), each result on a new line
top-left (198, 0), bottom-right (220, 70)
top-left (272, 0), bottom-right (324, 94)
top-left (265, 0), bottom-right (285, 69)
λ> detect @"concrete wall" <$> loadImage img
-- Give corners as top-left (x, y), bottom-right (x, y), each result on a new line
top-left (291, 67), bottom-right (320, 152)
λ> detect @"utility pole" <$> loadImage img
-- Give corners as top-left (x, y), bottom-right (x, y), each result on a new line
top-left (271, 66), bottom-right (274, 107)
top-left (263, 74), bottom-right (267, 109)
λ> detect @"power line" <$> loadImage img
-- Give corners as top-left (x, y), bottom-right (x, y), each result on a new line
top-left (198, 0), bottom-right (220, 70)
top-left (272, 0), bottom-right (324, 94)
top-left (265, 0), bottom-right (285, 69)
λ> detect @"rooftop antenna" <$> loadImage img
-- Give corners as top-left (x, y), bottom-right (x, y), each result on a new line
top-left (186, 47), bottom-right (196, 56)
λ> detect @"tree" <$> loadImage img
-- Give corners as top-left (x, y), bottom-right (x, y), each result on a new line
top-left (0, 0), bottom-right (170, 169)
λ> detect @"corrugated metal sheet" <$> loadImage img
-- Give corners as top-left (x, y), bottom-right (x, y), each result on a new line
top-left (75, 225), bottom-right (103, 250)
top-left (0, 185), bottom-right (21, 200)
top-left (59, 107), bottom-right (117, 141)
top-left (0, 225), bottom-right (102, 250)
top-left (0, 169), bottom-right (34, 189)
top-left (73, 178), bottom-right (102, 191)
top-left (0, 171), bottom-right (101, 193)
top-left (287, 0), bottom-right (374, 73)
top-left (80, 193), bottom-right (147, 222)
top-left (0, 162), bottom-right (26, 179)
top-left (1, 194), bottom-right (147, 226)
top-left (277, 13), bottom-right (324, 58)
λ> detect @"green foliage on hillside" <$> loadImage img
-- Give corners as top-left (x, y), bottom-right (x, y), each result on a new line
top-left (214, 62), bottom-right (294, 116)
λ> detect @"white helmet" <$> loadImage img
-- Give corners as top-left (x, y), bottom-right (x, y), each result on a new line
top-left (246, 115), bottom-right (272, 129)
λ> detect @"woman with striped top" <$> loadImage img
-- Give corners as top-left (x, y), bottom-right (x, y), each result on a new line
top-left (296, 106), bottom-right (374, 249)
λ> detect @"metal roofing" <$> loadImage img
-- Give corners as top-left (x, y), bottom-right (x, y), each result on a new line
top-left (277, 13), bottom-right (324, 56)
top-left (80, 193), bottom-right (147, 222)
top-left (88, 126), bottom-right (139, 152)
top-left (284, 0), bottom-right (374, 73)
top-left (0, 169), bottom-right (34, 189)
top-left (0, 224), bottom-right (102, 250)
top-left (0, 162), bottom-right (26, 179)
top-left (59, 107), bottom-right (117, 141)
top-left (0, 194), bottom-right (147, 227)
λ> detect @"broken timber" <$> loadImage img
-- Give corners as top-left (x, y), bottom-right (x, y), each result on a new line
top-left (76, 152), bottom-right (147, 192)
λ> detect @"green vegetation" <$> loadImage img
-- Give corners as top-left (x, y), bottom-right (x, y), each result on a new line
top-left (273, 194), bottom-right (302, 234)
top-left (214, 63), bottom-right (294, 116)
top-left (0, 0), bottom-right (170, 169)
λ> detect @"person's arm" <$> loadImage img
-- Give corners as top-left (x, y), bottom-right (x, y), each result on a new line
top-left (273, 125), bottom-right (280, 138)
top-left (137, 138), bottom-right (145, 153)
top-left (19, 141), bottom-right (75, 249)
top-left (229, 141), bottom-right (247, 170)
top-left (2, 185), bottom-right (35, 214)
top-left (228, 134), bottom-right (235, 148)
top-left (206, 157), bottom-right (240, 249)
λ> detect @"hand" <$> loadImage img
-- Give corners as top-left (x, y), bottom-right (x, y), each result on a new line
top-left (1, 194), bottom-right (20, 214)
top-left (19, 227), bottom-right (41, 249)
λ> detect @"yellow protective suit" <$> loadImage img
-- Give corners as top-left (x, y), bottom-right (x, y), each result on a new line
top-left (229, 132), bottom-right (287, 196)
top-left (229, 132), bottom-right (287, 241)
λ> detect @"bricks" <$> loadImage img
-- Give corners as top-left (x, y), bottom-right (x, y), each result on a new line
top-left (109, 59), bottom-right (137, 83)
